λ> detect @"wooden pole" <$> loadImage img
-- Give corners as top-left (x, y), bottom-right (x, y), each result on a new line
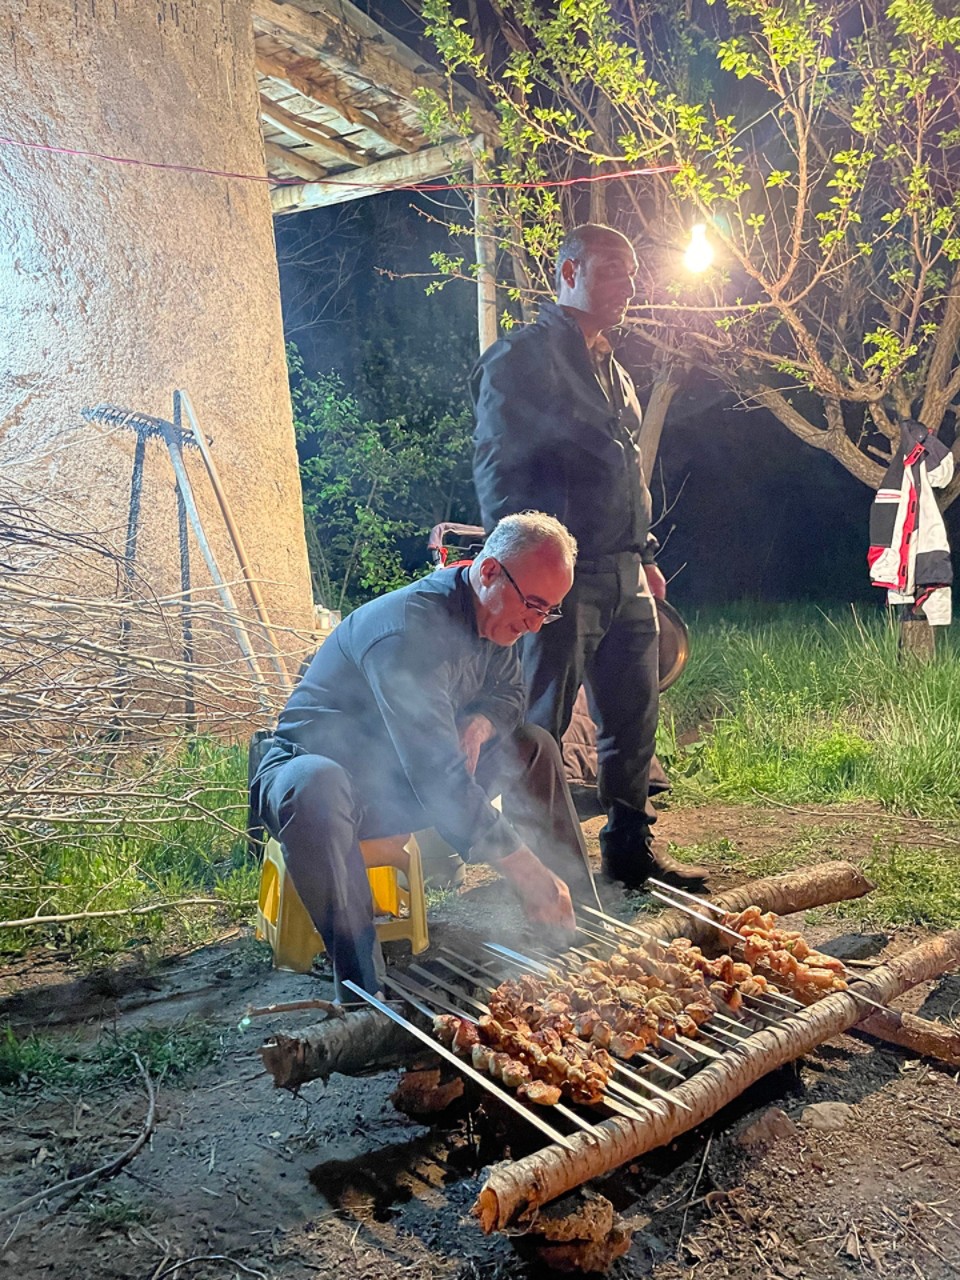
top-left (475, 929), bottom-right (960, 1232)
top-left (473, 138), bottom-right (499, 354)
top-left (177, 391), bottom-right (292, 692)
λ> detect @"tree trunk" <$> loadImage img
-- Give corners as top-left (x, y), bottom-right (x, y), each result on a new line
top-left (899, 615), bottom-right (936, 662)
top-left (637, 360), bottom-right (680, 474)
top-left (474, 930), bottom-right (960, 1232)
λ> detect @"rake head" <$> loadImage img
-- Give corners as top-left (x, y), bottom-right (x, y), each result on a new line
top-left (81, 403), bottom-right (198, 448)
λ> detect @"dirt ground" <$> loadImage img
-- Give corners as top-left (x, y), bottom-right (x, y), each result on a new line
top-left (2, 802), bottom-right (959, 1280)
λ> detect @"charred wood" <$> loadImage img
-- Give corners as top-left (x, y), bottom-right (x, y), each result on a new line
top-left (260, 1009), bottom-right (428, 1089)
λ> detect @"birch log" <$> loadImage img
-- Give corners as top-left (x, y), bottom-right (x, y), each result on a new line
top-left (856, 1007), bottom-right (960, 1067)
top-left (638, 860), bottom-right (874, 944)
top-left (475, 929), bottom-right (960, 1233)
top-left (260, 1008), bottom-right (422, 1089)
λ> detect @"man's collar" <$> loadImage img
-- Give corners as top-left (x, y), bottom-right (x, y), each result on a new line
top-left (540, 299), bottom-right (612, 350)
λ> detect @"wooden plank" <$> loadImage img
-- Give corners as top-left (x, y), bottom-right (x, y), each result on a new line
top-left (256, 51), bottom-right (417, 153)
top-left (251, 0), bottom-right (499, 139)
top-left (264, 140), bottom-right (328, 180)
top-left (271, 137), bottom-right (470, 214)
top-left (259, 94), bottom-right (366, 165)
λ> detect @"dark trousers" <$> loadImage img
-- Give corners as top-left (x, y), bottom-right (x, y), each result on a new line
top-left (254, 725), bottom-right (594, 996)
top-left (521, 553), bottom-right (660, 865)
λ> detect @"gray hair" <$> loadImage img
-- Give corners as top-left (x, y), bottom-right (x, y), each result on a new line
top-left (555, 222), bottom-right (633, 291)
top-left (482, 511), bottom-right (578, 571)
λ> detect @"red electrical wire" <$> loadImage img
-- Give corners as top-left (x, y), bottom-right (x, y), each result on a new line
top-left (0, 132), bottom-right (678, 191)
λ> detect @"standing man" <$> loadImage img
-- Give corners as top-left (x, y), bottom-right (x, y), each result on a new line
top-left (252, 512), bottom-right (590, 1000)
top-left (472, 223), bottom-right (708, 892)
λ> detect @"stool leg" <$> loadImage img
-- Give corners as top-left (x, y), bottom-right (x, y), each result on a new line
top-left (404, 837), bottom-right (429, 955)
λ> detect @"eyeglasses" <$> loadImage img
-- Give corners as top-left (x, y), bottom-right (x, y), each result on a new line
top-left (497, 561), bottom-right (563, 624)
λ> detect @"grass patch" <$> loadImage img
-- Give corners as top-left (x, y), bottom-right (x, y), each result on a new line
top-left (818, 843), bottom-right (960, 931)
top-left (665, 825), bottom-right (860, 879)
top-left (660, 606), bottom-right (960, 819)
top-left (82, 1191), bottom-right (151, 1233)
top-left (0, 1019), bottom-right (222, 1093)
top-left (0, 737), bottom-right (257, 961)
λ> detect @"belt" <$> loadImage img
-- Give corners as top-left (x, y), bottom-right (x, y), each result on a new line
top-left (576, 550), bottom-right (643, 573)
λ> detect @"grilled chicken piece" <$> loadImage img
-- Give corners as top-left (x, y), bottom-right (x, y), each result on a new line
top-left (609, 1030), bottom-right (646, 1058)
top-left (452, 1020), bottom-right (480, 1054)
top-left (710, 980), bottom-right (743, 1011)
top-left (472, 1043), bottom-right (493, 1073)
top-left (500, 1058), bottom-right (532, 1089)
top-left (432, 1014), bottom-right (461, 1047)
top-left (518, 1080), bottom-right (562, 1106)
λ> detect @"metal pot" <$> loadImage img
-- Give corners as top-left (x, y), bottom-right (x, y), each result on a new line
top-left (657, 599), bottom-right (690, 692)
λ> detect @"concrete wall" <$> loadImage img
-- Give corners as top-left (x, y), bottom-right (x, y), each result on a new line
top-left (0, 0), bottom-right (314, 696)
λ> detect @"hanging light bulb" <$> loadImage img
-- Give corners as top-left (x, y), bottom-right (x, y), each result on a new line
top-left (684, 222), bottom-right (714, 273)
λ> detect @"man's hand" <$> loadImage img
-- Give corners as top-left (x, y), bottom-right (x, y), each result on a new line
top-left (644, 562), bottom-right (667, 601)
top-left (458, 713), bottom-right (498, 776)
top-left (495, 845), bottom-right (576, 932)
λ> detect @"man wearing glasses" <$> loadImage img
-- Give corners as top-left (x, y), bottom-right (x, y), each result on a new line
top-left (252, 512), bottom-right (591, 1000)
top-left (472, 223), bottom-right (709, 893)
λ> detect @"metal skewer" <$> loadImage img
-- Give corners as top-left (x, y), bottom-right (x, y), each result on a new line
top-left (579, 903), bottom-right (659, 942)
top-left (647, 877), bottom-right (727, 914)
top-left (382, 974), bottom-right (445, 1021)
top-left (408, 965), bottom-right (490, 1016)
top-left (387, 976), bottom-right (647, 1126)
top-left (483, 941), bottom-right (556, 976)
top-left (647, 889), bottom-right (746, 942)
top-left (482, 943), bottom-right (707, 1089)
top-left (536, 944), bottom-right (704, 1066)
top-left (546, 946), bottom-right (728, 1066)
top-left (648, 887), bottom-right (892, 1016)
top-left (576, 909), bottom-right (794, 1041)
top-left (344, 981), bottom-right (576, 1150)
top-left (645, 877), bottom-right (891, 1004)
top-left (386, 972), bottom-right (481, 1024)
top-left (432, 952), bottom-right (692, 1085)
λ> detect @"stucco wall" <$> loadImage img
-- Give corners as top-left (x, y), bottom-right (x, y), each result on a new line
top-left (0, 0), bottom-right (314, 692)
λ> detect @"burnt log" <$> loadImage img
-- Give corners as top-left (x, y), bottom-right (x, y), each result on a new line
top-left (474, 929), bottom-right (960, 1233)
top-left (260, 1008), bottom-right (428, 1089)
top-left (857, 1006), bottom-right (960, 1068)
top-left (513, 1192), bottom-right (633, 1273)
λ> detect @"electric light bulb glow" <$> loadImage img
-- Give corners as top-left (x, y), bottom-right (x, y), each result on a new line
top-left (684, 223), bottom-right (714, 273)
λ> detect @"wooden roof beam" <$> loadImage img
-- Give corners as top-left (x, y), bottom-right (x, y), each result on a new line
top-left (256, 52), bottom-right (417, 154)
top-left (259, 95), bottom-right (367, 166)
top-left (251, 0), bottom-right (499, 140)
top-left (264, 140), bottom-right (328, 181)
top-left (271, 137), bottom-right (472, 215)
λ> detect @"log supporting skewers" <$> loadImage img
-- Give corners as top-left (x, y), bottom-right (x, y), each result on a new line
top-left (474, 928), bottom-right (960, 1232)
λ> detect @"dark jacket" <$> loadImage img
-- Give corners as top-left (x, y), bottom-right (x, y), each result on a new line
top-left (471, 301), bottom-right (657, 562)
top-left (260, 567), bottom-right (525, 861)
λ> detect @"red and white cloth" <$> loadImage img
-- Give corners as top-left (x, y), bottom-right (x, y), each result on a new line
top-left (867, 419), bottom-right (954, 625)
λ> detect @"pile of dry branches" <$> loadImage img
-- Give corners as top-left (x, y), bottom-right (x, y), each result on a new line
top-left (0, 473), bottom-right (308, 941)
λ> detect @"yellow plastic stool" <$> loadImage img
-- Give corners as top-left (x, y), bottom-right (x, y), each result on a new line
top-left (256, 834), bottom-right (429, 973)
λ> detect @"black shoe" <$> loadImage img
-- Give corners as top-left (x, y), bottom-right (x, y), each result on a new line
top-left (601, 847), bottom-right (710, 895)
